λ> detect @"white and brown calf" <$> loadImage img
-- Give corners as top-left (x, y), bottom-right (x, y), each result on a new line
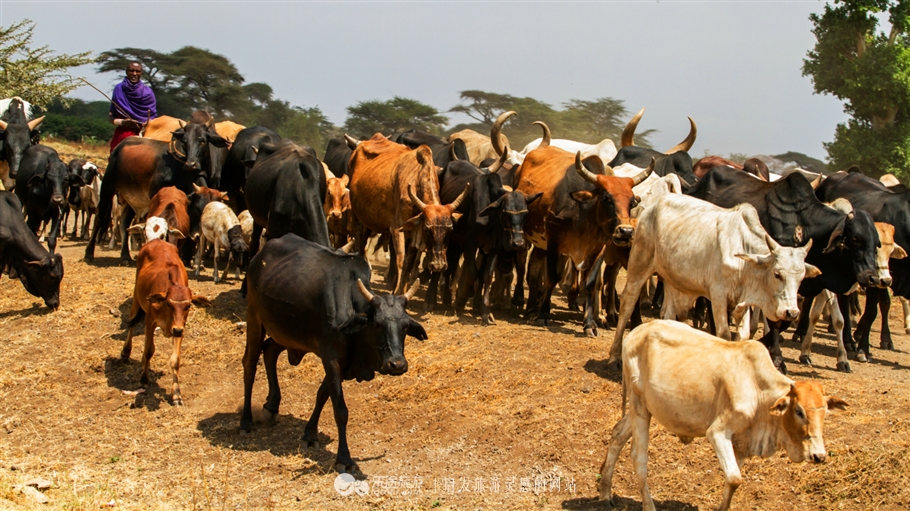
top-left (195, 201), bottom-right (248, 283)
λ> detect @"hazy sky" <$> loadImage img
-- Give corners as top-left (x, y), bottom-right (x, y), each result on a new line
top-left (2, 1), bottom-right (848, 160)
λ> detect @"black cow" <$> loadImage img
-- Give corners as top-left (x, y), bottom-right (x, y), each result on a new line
top-left (395, 129), bottom-right (470, 170)
top-left (688, 166), bottom-right (881, 372)
top-left (243, 140), bottom-right (331, 258)
top-left (608, 147), bottom-right (697, 190)
top-left (0, 98), bottom-right (44, 189)
top-left (0, 191), bottom-right (63, 309)
top-left (15, 145), bottom-right (84, 254)
top-left (169, 112), bottom-right (229, 188)
top-left (816, 171), bottom-right (910, 360)
top-left (220, 126), bottom-right (281, 214)
top-left (241, 234), bottom-right (427, 472)
top-left (324, 136), bottom-right (355, 178)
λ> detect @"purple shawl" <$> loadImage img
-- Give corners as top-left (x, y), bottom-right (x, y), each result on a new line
top-left (110, 77), bottom-right (157, 121)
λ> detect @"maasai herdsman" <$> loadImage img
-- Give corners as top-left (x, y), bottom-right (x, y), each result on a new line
top-left (108, 61), bottom-right (157, 153)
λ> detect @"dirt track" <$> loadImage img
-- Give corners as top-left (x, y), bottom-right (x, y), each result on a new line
top-left (0, 228), bottom-right (909, 511)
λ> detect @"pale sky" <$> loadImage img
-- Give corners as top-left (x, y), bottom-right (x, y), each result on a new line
top-left (2, 0), bottom-right (848, 160)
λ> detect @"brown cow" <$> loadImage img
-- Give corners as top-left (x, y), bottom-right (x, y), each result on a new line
top-left (323, 166), bottom-right (353, 248)
top-left (141, 115), bottom-right (183, 142)
top-left (120, 239), bottom-right (210, 405)
top-left (692, 155), bottom-right (743, 179)
top-left (348, 133), bottom-right (469, 294)
top-left (128, 186), bottom-right (189, 245)
top-left (516, 122), bottom-right (651, 336)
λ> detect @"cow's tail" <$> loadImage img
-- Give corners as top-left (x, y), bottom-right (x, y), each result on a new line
top-left (620, 358), bottom-right (630, 417)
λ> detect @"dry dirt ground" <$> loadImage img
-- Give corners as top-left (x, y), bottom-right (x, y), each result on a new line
top-left (0, 141), bottom-right (909, 511)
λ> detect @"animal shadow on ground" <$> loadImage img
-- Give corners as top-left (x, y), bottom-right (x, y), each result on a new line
top-left (562, 496), bottom-right (698, 511)
top-left (107, 297), bottom-right (133, 341)
top-left (583, 359), bottom-right (623, 383)
top-left (0, 303), bottom-right (52, 322)
top-left (198, 411), bottom-right (384, 474)
top-left (102, 356), bottom-right (167, 411)
top-left (206, 289), bottom-right (247, 322)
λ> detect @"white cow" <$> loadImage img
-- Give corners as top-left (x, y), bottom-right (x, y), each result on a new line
top-left (490, 111), bottom-right (617, 166)
top-left (598, 320), bottom-right (847, 511)
top-left (607, 194), bottom-right (820, 366)
top-left (195, 201), bottom-right (248, 283)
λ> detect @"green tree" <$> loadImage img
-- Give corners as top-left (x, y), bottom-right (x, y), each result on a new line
top-left (41, 97), bottom-right (111, 142)
top-left (344, 96), bottom-right (448, 136)
top-left (0, 19), bottom-right (94, 107)
top-left (560, 97), bottom-right (654, 148)
top-left (803, 0), bottom-right (910, 177)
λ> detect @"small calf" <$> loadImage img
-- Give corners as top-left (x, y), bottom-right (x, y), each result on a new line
top-left (121, 240), bottom-right (209, 405)
top-left (75, 162), bottom-right (101, 239)
top-left (599, 320), bottom-right (847, 511)
top-left (127, 187), bottom-right (189, 245)
top-left (195, 201), bottom-right (248, 283)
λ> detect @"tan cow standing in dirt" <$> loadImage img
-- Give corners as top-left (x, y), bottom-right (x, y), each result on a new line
top-left (121, 240), bottom-right (210, 405)
top-left (598, 320), bottom-right (847, 511)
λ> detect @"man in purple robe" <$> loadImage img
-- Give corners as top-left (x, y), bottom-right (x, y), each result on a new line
top-left (109, 61), bottom-right (157, 153)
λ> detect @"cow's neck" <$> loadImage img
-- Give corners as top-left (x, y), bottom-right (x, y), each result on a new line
top-left (418, 169), bottom-right (442, 206)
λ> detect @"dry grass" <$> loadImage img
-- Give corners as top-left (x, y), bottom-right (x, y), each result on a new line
top-left (1, 234), bottom-right (909, 510)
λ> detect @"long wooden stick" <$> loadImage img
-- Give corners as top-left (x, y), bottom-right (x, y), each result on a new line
top-left (77, 76), bottom-right (135, 122)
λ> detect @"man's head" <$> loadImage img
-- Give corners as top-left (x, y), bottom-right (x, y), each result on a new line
top-left (126, 62), bottom-right (142, 84)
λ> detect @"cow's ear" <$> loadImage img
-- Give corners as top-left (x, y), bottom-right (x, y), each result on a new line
top-left (341, 174), bottom-right (350, 187)
top-left (480, 197), bottom-right (504, 217)
top-left (525, 192), bottom-right (543, 205)
top-left (339, 313), bottom-right (369, 334)
top-left (191, 293), bottom-right (211, 307)
top-left (570, 191), bottom-right (595, 203)
top-left (406, 317), bottom-right (428, 341)
top-left (170, 129), bottom-right (185, 140)
top-left (127, 223), bottom-right (145, 235)
top-left (826, 396), bottom-right (848, 411)
top-left (770, 395), bottom-right (790, 416)
top-left (68, 174), bottom-right (85, 187)
top-left (27, 175), bottom-right (43, 188)
top-left (220, 193), bottom-right (229, 202)
top-left (169, 228), bottom-right (186, 240)
top-left (735, 253), bottom-right (773, 266)
top-left (892, 245), bottom-right (908, 259)
top-left (804, 263), bottom-right (822, 279)
top-left (208, 134), bottom-right (229, 148)
top-left (451, 212), bottom-right (463, 223)
top-left (147, 292), bottom-right (167, 304)
top-left (403, 214), bottom-right (423, 232)
top-left (823, 223), bottom-right (846, 254)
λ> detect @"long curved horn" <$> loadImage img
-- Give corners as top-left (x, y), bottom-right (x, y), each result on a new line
top-left (356, 279), bottom-right (376, 302)
top-left (449, 144), bottom-right (459, 162)
top-left (404, 278), bottom-right (420, 301)
top-left (341, 239), bottom-right (356, 253)
top-left (344, 133), bottom-right (359, 149)
top-left (0, 119), bottom-right (8, 131)
top-left (26, 116), bottom-right (45, 131)
top-left (533, 121), bottom-right (551, 148)
top-left (575, 151), bottom-right (599, 184)
top-left (449, 183), bottom-right (471, 210)
top-left (621, 108), bottom-right (644, 147)
top-left (631, 158), bottom-right (656, 186)
top-left (491, 111), bottom-right (516, 156)
top-left (178, 119), bottom-right (187, 128)
top-left (487, 142), bottom-right (509, 173)
top-left (810, 172), bottom-right (823, 189)
top-left (764, 233), bottom-right (782, 253)
top-left (677, 174), bottom-right (692, 189)
top-left (408, 183), bottom-right (428, 211)
top-left (204, 117), bottom-right (214, 128)
top-left (664, 116), bottom-right (697, 154)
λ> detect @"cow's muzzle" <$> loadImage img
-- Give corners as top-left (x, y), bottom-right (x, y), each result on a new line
top-left (52, 194), bottom-right (65, 206)
top-left (171, 327), bottom-right (184, 337)
top-left (860, 270), bottom-right (887, 288)
top-left (612, 225), bottom-right (634, 246)
top-left (380, 357), bottom-right (408, 375)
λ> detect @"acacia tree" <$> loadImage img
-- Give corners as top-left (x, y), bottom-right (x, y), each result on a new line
top-left (344, 96), bottom-right (448, 136)
top-left (0, 19), bottom-right (93, 107)
top-left (803, 0), bottom-right (910, 177)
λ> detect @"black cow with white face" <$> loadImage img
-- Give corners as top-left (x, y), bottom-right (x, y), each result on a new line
top-left (15, 145), bottom-right (83, 254)
top-left (0, 191), bottom-right (63, 309)
top-left (241, 233), bottom-right (427, 473)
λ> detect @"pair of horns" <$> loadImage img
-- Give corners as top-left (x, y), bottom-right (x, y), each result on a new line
top-left (357, 278), bottom-right (419, 301)
top-left (408, 182), bottom-right (470, 212)
top-left (621, 108), bottom-right (697, 154)
top-left (0, 116), bottom-right (46, 131)
top-left (576, 154), bottom-right (654, 187)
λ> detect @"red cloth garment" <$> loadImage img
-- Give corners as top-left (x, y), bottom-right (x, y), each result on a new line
top-left (110, 125), bottom-right (141, 154)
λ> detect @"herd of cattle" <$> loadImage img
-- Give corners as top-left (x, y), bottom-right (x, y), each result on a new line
top-left (4, 95), bottom-right (897, 509)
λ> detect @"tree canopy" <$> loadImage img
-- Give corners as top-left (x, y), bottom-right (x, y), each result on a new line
top-left (803, 0), bottom-right (910, 177)
top-left (344, 96), bottom-right (449, 136)
top-left (0, 19), bottom-right (94, 107)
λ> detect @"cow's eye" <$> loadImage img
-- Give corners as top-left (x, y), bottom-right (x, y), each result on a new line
top-left (774, 271), bottom-right (782, 280)
top-left (795, 408), bottom-right (804, 419)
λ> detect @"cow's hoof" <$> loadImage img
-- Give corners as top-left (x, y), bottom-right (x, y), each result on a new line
top-left (239, 428), bottom-right (251, 435)
top-left (534, 317), bottom-right (549, 327)
top-left (791, 334), bottom-right (803, 345)
top-left (482, 313), bottom-right (495, 326)
top-left (605, 359), bottom-right (622, 371)
top-left (836, 361), bottom-right (852, 373)
top-left (905, 328), bottom-right (910, 335)
top-left (172, 396), bottom-right (183, 407)
top-left (773, 357), bottom-right (787, 375)
top-left (855, 351), bottom-right (869, 363)
top-left (584, 327), bottom-right (598, 338)
top-left (880, 341), bottom-right (894, 351)
top-left (334, 462), bottom-right (355, 474)
top-left (303, 439), bottom-right (320, 449)
top-left (845, 342), bottom-right (857, 352)
top-left (799, 355), bottom-right (812, 366)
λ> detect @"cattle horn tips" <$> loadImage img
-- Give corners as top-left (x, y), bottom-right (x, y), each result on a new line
top-left (491, 111), bottom-right (516, 156)
top-left (621, 108), bottom-right (645, 147)
top-left (0, 119), bottom-right (7, 131)
top-left (356, 279), bottom-right (376, 302)
top-left (177, 119), bottom-right (186, 128)
top-left (404, 278), bottom-right (420, 301)
top-left (665, 116), bottom-right (697, 154)
top-left (341, 240), bottom-right (356, 254)
top-left (408, 183), bottom-right (428, 211)
top-left (26, 116), bottom-right (45, 131)
top-left (488, 143), bottom-right (509, 173)
top-left (631, 158), bottom-right (655, 186)
top-left (449, 182), bottom-right (471, 211)
top-left (576, 152), bottom-right (599, 184)
top-left (344, 133), bottom-right (360, 149)
top-left (810, 172), bottom-right (823, 189)
top-left (533, 121), bottom-right (551, 148)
